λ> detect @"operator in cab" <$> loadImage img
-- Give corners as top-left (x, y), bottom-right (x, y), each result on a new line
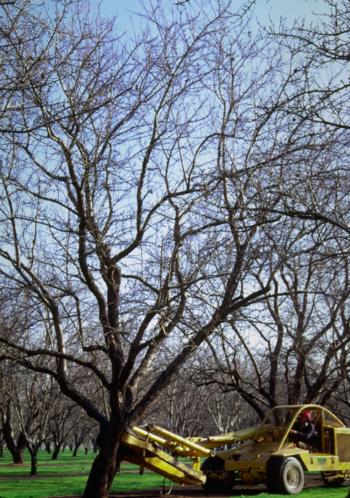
top-left (289, 410), bottom-right (317, 448)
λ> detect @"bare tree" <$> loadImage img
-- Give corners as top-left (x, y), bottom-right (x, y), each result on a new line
top-left (199, 222), bottom-right (350, 417)
top-left (264, 0), bottom-right (350, 236)
top-left (0, 329), bottom-right (27, 464)
top-left (0, 1), bottom-right (324, 496)
top-left (68, 406), bottom-right (96, 457)
top-left (0, 392), bottom-right (27, 464)
top-left (9, 371), bottom-right (57, 475)
top-left (147, 362), bottom-right (248, 436)
top-left (48, 392), bottom-right (75, 460)
top-left (276, 0), bottom-right (350, 131)
top-left (0, 432), bottom-right (3, 458)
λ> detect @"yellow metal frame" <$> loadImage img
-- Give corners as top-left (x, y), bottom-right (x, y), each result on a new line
top-left (119, 404), bottom-right (350, 493)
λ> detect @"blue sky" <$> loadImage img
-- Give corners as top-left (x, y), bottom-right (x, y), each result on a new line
top-left (100, 0), bottom-right (323, 27)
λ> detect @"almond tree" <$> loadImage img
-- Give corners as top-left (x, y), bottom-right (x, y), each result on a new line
top-left (0, 380), bottom-right (27, 464)
top-left (0, 323), bottom-right (28, 464)
top-left (147, 363), bottom-right (246, 436)
top-left (199, 226), bottom-right (350, 417)
top-left (267, 0), bottom-right (350, 234)
top-left (0, 1), bottom-right (313, 496)
top-left (48, 392), bottom-right (75, 460)
top-left (11, 372), bottom-right (55, 475)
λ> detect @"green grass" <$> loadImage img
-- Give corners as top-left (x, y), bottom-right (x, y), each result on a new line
top-left (0, 450), bottom-right (349, 498)
top-left (247, 493), bottom-right (348, 498)
top-left (0, 450), bottom-right (165, 498)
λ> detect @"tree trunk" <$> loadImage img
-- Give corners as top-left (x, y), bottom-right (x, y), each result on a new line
top-left (12, 448), bottom-right (24, 464)
top-left (3, 423), bottom-right (26, 464)
top-left (82, 420), bottom-right (124, 498)
top-left (51, 444), bottom-right (61, 460)
top-left (28, 448), bottom-right (38, 476)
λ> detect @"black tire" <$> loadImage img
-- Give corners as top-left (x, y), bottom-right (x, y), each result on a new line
top-left (266, 457), bottom-right (283, 493)
top-left (203, 476), bottom-right (218, 493)
top-left (321, 471), bottom-right (346, 487)
top-left (202, 457), bottom-right (235, 493)
top-left (203, 472), bottom-right (235, 494)
top-left (201, 456), bottom-right (225, 473)
top-left (267, 457), bottom-right (304, 495)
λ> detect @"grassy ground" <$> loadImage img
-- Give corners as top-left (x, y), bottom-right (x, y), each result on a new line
top-left (0, 450), bottom-right (349, 498)
top-left (0, 450), bottom-right (164, 498)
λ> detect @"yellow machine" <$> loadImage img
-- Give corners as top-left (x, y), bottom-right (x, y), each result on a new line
top-left (121, 404), bottom-right (350, 495)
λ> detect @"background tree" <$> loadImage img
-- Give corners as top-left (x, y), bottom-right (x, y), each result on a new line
top-left (0, 375), bottom-right (27, 464)
top-left (145, 362), bottom-right (245, 437)
top-left (267, 0), bottom-right (350, 234)
top-left (48, 390), bottom-right (75, 460)
top-left (69, 406), bottom-right (96, 457)
top-left (200, 241), bottom-right (350, 418)
top-left (0, 315), bottom-right (28, 464)
top-left (7, 370), bottom-right (56, 475)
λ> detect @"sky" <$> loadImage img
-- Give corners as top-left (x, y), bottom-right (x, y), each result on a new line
top-left (100, 0), bottom-right (323, 29)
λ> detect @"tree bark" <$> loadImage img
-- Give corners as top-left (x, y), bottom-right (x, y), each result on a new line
top-left (82, 419), bottom-right (125, 498)
top-left (2, 420), bottom-right (26, 464)
top-left (51, 445), bottom-right (61, 460)
top-left (28, 448), bottom-right (38, 476)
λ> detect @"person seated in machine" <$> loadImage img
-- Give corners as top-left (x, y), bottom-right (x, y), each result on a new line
top-left (289, 410), bottom-right (317, 449)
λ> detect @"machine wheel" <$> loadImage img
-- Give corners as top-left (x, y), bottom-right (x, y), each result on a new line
top-left (203, 476), bottom-right (217, 493)
top-left (267, 457), bottom-right (304, 495)
top-left (202, 456), bottom-right (235, 493)
top-left (321, 471), bottom-right (346, 486)
top-left (266, 457), bottom-right (283, 493)
top-left (203, 472), bottom-right (235, 493)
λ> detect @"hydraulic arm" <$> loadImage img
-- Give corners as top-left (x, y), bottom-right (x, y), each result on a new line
top-left (120, 424), bottom-right (257, 486)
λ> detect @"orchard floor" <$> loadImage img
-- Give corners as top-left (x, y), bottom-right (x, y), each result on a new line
top-left (52, 474), bottom-right (348, 498)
